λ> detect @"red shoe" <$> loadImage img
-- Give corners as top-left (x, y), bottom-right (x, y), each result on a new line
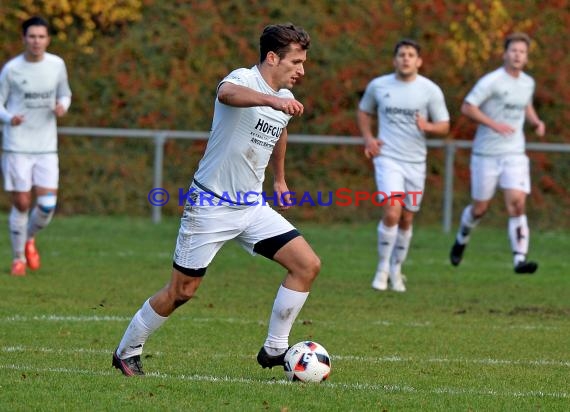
top-left (25, 239), bottom-right (41, 270)
top-left (11, 259), bottom-right (26, 276)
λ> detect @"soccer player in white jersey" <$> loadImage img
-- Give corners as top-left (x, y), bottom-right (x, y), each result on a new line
top-left (450, 33), bottom-right (545, 274)
top-left (112, 23), bottom-right (319, 376)
top-left (358, 39), bottom-right (450, 292)
top-left (0, 16), bottom-right (72, 276)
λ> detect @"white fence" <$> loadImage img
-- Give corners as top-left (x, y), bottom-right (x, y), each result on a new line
top-left (57, 127), bottom-right (570, 231)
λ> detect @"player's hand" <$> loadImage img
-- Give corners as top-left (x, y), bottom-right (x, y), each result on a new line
top-left (274, 180), bottom-right (292, 211)
top-left (415, 112), bottom-right (429, 132)
top-left (364, 137), bottom-right (382, 159)
top-left (493, 122), bottom-right (515, 136)
top-left (535, 120), bottom-right (546, 137)
top-left (275, 98), bottom-right (304, 116)
top-left (54, 103), bottom-right (67, 117)
top-left (10, 115), bottom-right (24, 126)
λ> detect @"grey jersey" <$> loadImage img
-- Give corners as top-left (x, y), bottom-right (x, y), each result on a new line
top-left (359, 73), bottom-right (449, 163)
top-left (465, 67), bottom-right (535, 156)
top-left (0, 53), bottom-right (71, 153)
top-left (192, 66), bottom-right (293, 204)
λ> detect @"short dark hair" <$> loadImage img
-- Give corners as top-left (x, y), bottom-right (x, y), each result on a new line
top-left (394, 39), bottom-right (421, 56)
top-left (504, 32), bottom-right (531, 50)
top-left (22, 16), bottom-right (50, 36)
top-left (259, 23), bottom-right (310, 62)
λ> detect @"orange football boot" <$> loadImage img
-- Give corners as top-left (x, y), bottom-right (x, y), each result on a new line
top-left (25, 238), bottom-right (41, 270)
top-left (10, 259), bottom-right (26, 276)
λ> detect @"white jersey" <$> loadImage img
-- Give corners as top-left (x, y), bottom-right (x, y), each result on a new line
top-left (359, 73), bottom-right (449, 163)
top-left (0, 53), bottom-right (71, 154)
top-left (192, 66), bottom-right (293, 204)
top-left (465, 67), bottom-right (534, 156)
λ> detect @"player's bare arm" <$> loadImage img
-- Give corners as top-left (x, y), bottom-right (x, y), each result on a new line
top-left (415, 113), bottom-right (450, 135)
top-left (357, 110), bottom-right (382, 158)
top-left (525, 104), bottom-right (545, 136)
top-left (218, 82), bottom-right (303, 116)
top-left (461, 101), bottom-right (514, 136)
top-left (270, 128), bottom-right (292, 210)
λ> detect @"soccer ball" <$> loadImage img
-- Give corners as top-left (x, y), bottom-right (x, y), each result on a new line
top-left (284, 341), bottom-right (331, 382)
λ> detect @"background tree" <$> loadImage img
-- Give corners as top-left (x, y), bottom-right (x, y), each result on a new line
top-left (0, 0), bottom-right (568, 227)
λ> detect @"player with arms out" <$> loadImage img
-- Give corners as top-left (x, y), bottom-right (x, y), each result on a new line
top-left (112, 23), bottom-right (320, 376)
top-left (0, 16), bottom-right (72, 276)
top-left (450, 32), bottom-right (545, 274)
top-left (357, 39), bottom-right (450, 292)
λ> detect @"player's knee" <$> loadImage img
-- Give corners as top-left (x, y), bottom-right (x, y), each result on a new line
top-left (289, 253), bottom-right (320, 285)
top-left (177, 278), bottom-right (202, 303)
top-left (510, 199), bottom-right (525, 215)
top-left (473, 210), bottom-right (486, 220)
top-left (37, 192), bottom-right (57, 213)
top-left (305, 253), bottom-right (321, 280)
top-left (13, 198), bottom-right (31, 212)
top-left (383, 206), bottom-right (403, 226)
top-left (471, 204), bottom-right (488, 219)
top-left (509, 207), bottom-right (525, 217)
top-left (400, 213), bottom-right (414, 229)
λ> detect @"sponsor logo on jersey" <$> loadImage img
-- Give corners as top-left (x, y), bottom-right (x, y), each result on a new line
top-left (250, 118), bottom-right (283, 148)
top-left (254, 118), bottom-right (283, 138)
top-left (384, 106), bottom-right (418, 124)
top-left (385, 106), bottom-right (417, 116)
top-left (24, 90), bottom-right (54, 100)
top-left (504, 103), bottom-right (525, 111)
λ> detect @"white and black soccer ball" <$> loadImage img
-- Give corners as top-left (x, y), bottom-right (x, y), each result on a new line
top-left (284, 341), bottom-right (331, 382)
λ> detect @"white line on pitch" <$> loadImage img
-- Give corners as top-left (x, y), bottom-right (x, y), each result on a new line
top-left (0, 363), bottom-right (567, 399)
top-left (333, 355), bottom-right (570, 368)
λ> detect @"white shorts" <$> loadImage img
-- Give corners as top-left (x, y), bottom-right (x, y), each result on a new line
top-left (373, 155), bottom-right (425, 212)
top-left (470, 154), bottom-right (530, 201)
top-left (2, 153), bottom-right (59, 192)
top-left (173, 195), bottom-right (297, 270)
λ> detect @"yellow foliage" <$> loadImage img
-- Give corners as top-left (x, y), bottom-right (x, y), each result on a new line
top-left (446, 0), bottom-right (511, 71)
top-left (16, 0), bottom-right (142, 53)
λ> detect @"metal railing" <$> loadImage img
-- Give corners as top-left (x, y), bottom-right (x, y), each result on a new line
top-left (57, 127), bottom-right (570, 231)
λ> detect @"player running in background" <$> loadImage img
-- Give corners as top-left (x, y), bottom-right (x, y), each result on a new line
top-left (449, 32), bottom-right (545, 274)
top-left (357, 39), bottom-right (450, 292)
top-left (0, 16), bottom-right (72, 276)
top-left (112, 23), bottom-right (320, 376)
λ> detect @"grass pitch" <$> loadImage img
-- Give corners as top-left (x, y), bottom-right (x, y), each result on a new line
top-left (0, 215), bottom-right (568, 411)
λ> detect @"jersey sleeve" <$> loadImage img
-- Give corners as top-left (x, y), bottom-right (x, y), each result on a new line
top-left (56, 60), bottom-right (72, 111)
top-left (358, 80), bottom-right (378, 114)
top-left (428, 84), bottom-right (450, 122)
top-left (217, 67), bottom-right (252, 91)
top-left (528, 76), bottom-right (536, 101)
top-left (464, 73), bottom-right (494, 107)
top-left (0, 64), bottom-right (12, 124)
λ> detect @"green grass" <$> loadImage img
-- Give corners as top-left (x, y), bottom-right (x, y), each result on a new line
top-left (0, 215), bottom-right (568, 411)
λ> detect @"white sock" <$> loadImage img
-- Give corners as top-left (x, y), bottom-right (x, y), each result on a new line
top-left (390, 227), bottom-right (413, 275)
top-left (456, 205), bottom-right (481, 244)
top-left (116, 299), bottom-right (167, 359)
top-left (9, 206), bottom-right (28, 261)
top-left (28, 206), bottom-right (54, 239)
top-left (377, 221), bottom-right (398, 273)
top-left (509, 215), bottom-right (529, 265)
top-left (264, 285), bottom-right (309, 355)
